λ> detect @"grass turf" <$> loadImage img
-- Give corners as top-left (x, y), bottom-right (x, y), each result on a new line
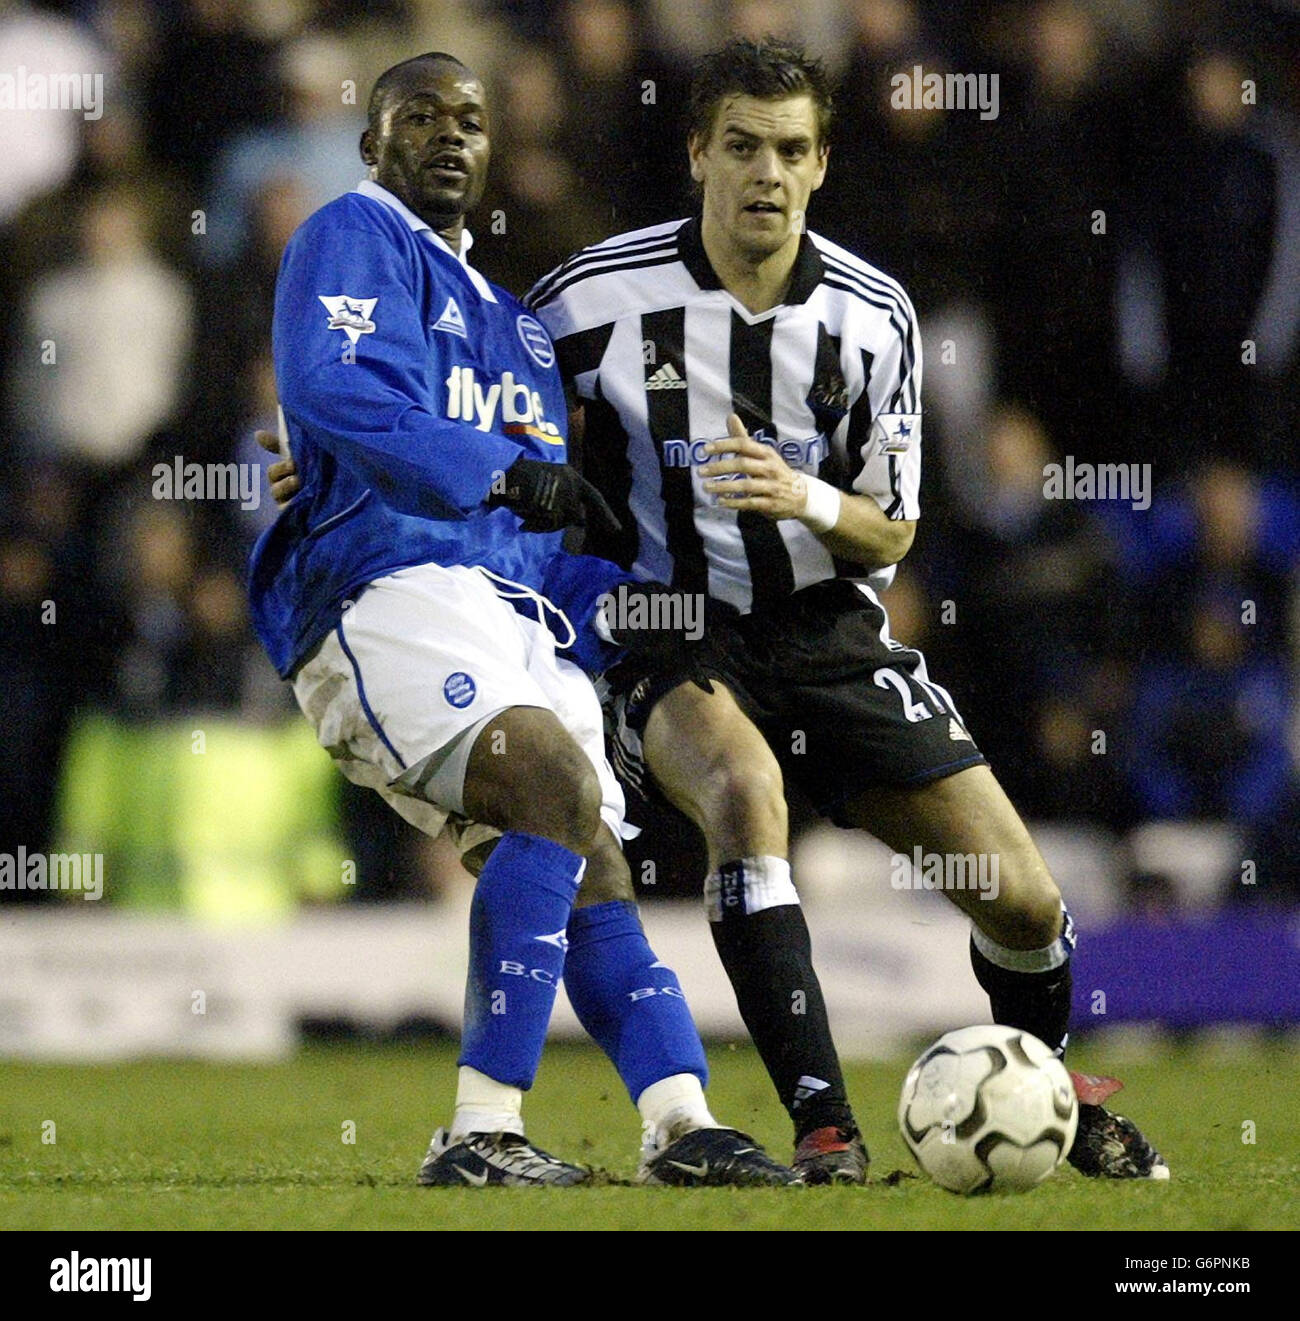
top-left (0, 1039), bottom-right (1296, 1231)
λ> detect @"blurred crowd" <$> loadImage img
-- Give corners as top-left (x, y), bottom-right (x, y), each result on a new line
top-left (1, 0), bottom-right (1298, 908)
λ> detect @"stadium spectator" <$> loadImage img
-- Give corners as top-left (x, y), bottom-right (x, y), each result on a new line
top-left (202, 32), bottom-right (365, 264)
top-left (1124, 464), bottom-right (1300, 829)
top-left (143, 0), bottom-right (284, 192)
top-left (20, 182), bottom-right (194, 474)
top-left (550, 0), bottom-right (692, 233)
top-left (191, 175), bottom-right (313, 447)
top-left (0, 0), bottom-right (106, 223)
top-left (927, 404), bottom-right (1129, 822)
top-left (0, 462), bottom-right (91, 897)
top-left (978, 0), bottom-right (1130, 464)
top-left (820, 0), bottom-right (993, 312)
top-left (470, 45), bottom-right (609, 291)
top-left (1124, 48), bottom-right (1278, 473)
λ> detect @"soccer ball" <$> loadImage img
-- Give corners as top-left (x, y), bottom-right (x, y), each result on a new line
top-left (898, 1025), bottom-right (1078, 1194)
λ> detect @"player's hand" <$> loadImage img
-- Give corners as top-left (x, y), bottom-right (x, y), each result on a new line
top-left (701, 413), bottom-right (811, 521)
top-left (488, 457), bottom-right (622, 537)
top-left (600, 581), bottom-right (713, 694)
top-left (255, 429), bottom-right (302, 507)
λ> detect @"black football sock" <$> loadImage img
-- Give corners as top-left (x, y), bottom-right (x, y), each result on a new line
top-left (968, 908), bottom-right (1076, 1056)
top-left (706, 858), bottom-right (855, 1141)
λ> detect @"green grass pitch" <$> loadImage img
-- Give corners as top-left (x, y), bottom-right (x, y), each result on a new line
top-left (1, 1039), bottom-right (1296, 1231)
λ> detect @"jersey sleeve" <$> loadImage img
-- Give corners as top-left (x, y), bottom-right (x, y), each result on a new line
top-left (540, 550), bottom-right (634, 675)
top-left (846, 293), bottom-right (922, 522)
top-left (273, 215), bottom-right (523, 519)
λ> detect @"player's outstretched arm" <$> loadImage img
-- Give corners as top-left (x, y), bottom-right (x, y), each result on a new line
top-left (254, 427), bottom-right (616, 539)
top-left (701, 414), bottom-right (915, 569)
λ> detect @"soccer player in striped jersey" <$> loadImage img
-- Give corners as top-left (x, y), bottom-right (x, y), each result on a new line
top-left (527, 38), bottom-right (1167, 1183)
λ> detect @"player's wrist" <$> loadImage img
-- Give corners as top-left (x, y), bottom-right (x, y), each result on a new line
top-left (798, 475), bottom-right (841, 534)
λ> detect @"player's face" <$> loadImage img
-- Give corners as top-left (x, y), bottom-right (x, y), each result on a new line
top-left (689, 93), bottom-right (828, 262)
top-left (362, 64), bottom-right (491, 234)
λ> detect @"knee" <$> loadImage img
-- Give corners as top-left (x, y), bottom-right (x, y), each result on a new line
top-left (466, 712), bottom-right (604, 854)
top-left (536, 749), bottom-right (604, 854)
top-left (998, 876), bottom-right (1065, 949)
top-left (699, 754), bottom-right (786, 836)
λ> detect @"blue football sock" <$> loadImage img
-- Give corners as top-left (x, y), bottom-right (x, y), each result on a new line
top-left (563, 900), bottom-right (708, 1102)
top-left (458, 831), bottom-right (583, 1090)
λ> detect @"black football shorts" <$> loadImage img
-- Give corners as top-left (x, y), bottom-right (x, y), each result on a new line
top-left (603, 579), bottom-right (987, 827)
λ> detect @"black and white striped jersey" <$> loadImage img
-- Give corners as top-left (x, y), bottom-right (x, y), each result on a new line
top-left (526, 216), bottom-right (921, 614)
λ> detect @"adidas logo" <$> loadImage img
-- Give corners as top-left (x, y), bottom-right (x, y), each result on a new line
top-left (949, 718), bottom-right (971, 742)
top-left (646, 362), bottom-right (687, 390)
top-left (792, 1075), bottom-right (830, 1107)
top-left (432, 296), bottom-right (467, 338)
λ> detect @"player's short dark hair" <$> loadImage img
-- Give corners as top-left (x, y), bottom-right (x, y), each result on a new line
top-left (688, 37), bottom-right (832, 148)
top-left (367, 52), bottom-right (470, 130)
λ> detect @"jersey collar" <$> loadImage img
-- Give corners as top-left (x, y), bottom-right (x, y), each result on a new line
top-left (352, 179), bottom-right (496, 302)
top-left (677, 215), bottom-right (825, 306)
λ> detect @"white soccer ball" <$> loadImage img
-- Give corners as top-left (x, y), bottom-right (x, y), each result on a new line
top-left (898, 1025), bottom-right (1078, 1194)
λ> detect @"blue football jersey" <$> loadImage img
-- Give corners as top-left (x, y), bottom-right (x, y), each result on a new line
top-left (248, 181), bottom-right (576, 677)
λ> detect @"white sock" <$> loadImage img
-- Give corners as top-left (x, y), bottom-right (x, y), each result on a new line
top-left (450, 1065), bottom-right (524, 1140)
top-left (637, 1073), bottom-right (717, 1150)
top-left (703, 855), bottom-right (799, 922)
top-left (971, 904), bottom-right (1070, 973)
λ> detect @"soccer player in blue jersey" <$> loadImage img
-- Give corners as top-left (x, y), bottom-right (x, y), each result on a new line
top-left (249, 51), bottom-right (794, 1187)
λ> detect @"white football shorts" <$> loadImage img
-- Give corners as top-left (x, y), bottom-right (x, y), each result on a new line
top-left (291, 562), bottom-right (626, 854)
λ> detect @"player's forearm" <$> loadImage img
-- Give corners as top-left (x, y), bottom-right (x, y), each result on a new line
top-left (810, 493), bottom-right (915, 569)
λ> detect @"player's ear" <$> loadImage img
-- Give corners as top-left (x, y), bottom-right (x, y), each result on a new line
top-left (811, 143), bottom-right (829, 192)
top-left (687, 133), bottom-right (706, 184)
top-left (360, 128), bottom-right (377, 168)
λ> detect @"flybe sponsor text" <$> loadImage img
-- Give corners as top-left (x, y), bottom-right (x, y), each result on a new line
top-left (446, 366), bottom-right (560, 439)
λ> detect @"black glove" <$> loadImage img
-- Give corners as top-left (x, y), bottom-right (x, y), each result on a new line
top-left (600, 581), bottom-right (715, 694)
top-left (488, 457), bottom-right (622, 537)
